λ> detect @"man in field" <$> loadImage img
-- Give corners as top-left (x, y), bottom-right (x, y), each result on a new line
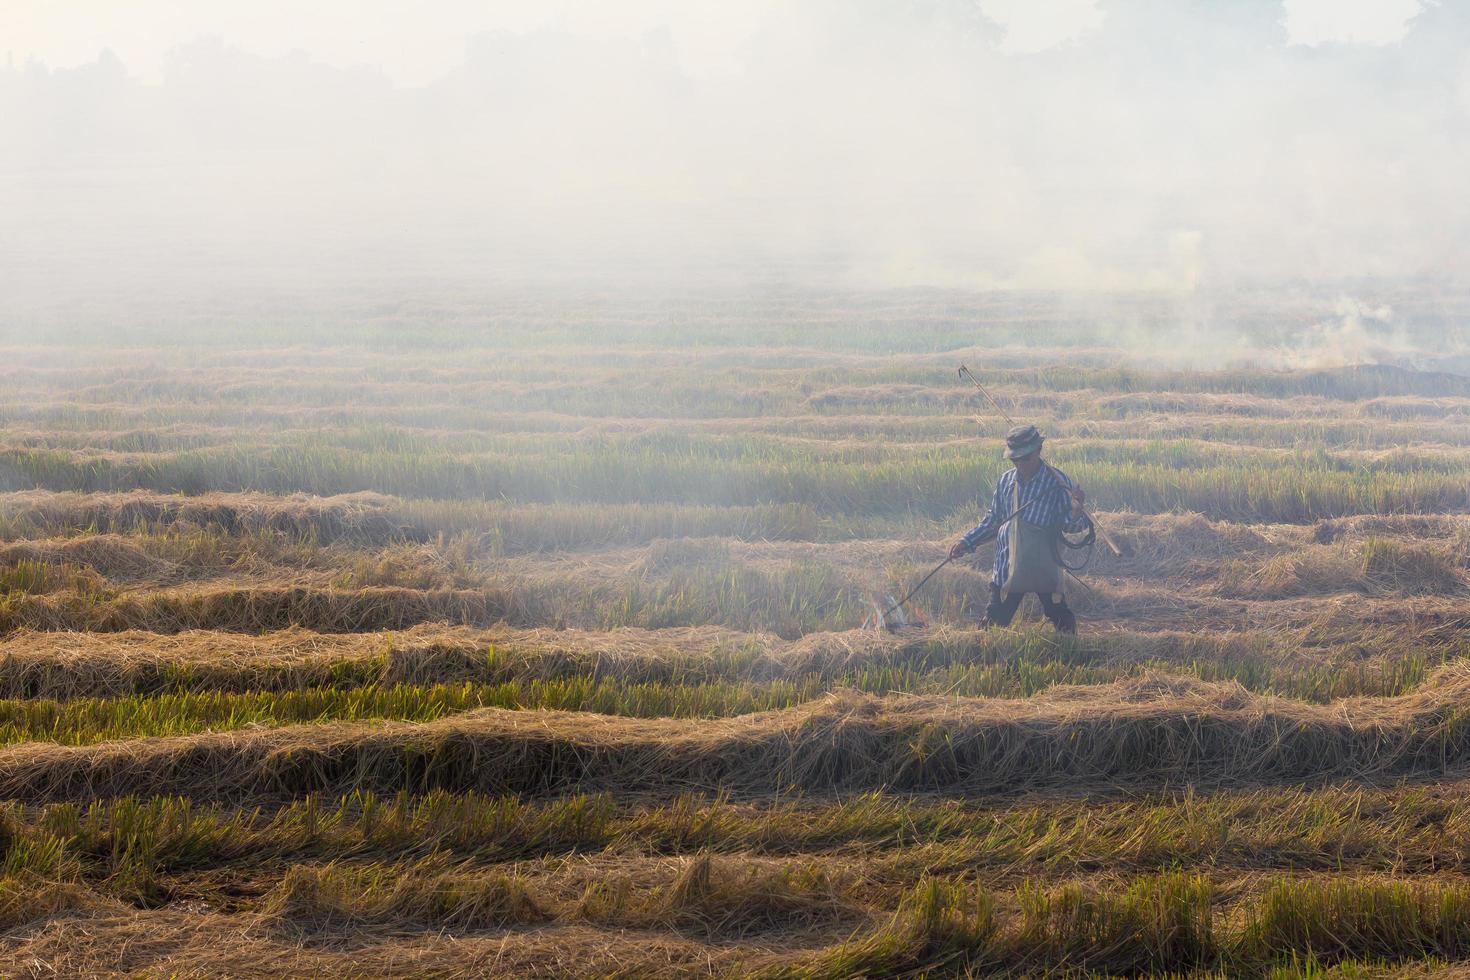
top-left (949, 424), bottom-right (1091, 634)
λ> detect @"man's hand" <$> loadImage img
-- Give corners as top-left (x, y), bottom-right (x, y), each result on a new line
top-left (949, 539), bottom-right (972, 559)
top-left (1068, 486), bottom-right (1086, 517)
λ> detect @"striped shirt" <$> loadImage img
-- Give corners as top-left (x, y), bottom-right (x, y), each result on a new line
top-left (961, 463), bottom-right (1091, 587)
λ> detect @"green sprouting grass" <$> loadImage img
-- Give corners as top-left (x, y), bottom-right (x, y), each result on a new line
top-left (10, 396), bottom-right (1470, 463)
top-left (2, 852), bottom-right (1460, 976)
top-left (467, 627), bottom-right (1449, 702)
top-left (14, 411), bottom-right (1470, 455)
top-left (1242, 878), bottom-right (1470, 964)
top-left (0, 637), bottom-right (1453, 746)
top-left (0, 558), bottom-right (112, 596)
top-left (252, 861), bottom-right (1470, 974)
top-left (0, 537), bottom-right (1457, 635)
top-left (0, 626), bottom-right (1450, 704)
top-left (0, 680), bottom-right (811, 744)
top-left (778, 873), bottom-right (1470, 976)
top-left (7, 436), bottom-right (1470, 520)
top-left (0, 493), bottom-right (830, 553)
top-left (8, 784), bottom-right (1470, 889)
top-left (21, 425), bottom-right (1470, 475)
top-left (6, 343), bottom-right (1469, 401)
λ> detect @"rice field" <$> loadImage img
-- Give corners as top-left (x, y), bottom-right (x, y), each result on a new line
top-left (3, 303), bottom-right (1470, 977)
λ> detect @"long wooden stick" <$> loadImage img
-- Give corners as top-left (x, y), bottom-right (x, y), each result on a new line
top-left (957, 364), bottom-right (1016, 426)
top-left (877, 493), bottom-right (1046, 624)
top-left (956, 363), bottom-right (1122, 557)
top-left (878, 555), bottom-right (953, 622)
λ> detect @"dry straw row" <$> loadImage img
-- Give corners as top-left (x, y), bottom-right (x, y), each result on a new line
top-left (3, 674), bottom-right (1470, 804)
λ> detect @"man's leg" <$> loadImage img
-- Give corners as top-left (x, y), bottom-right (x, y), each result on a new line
top-left (982, 586), bottom-right (1024, 627)
top-left (1037, 592), bottom-right (1078, 635)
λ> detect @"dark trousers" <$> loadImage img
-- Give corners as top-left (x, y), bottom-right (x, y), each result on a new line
top-left (984, 585), bottom-right (1077, 634)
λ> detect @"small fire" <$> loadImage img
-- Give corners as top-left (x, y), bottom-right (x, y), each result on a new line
top-left (863, 593), bottom-right (931, 632)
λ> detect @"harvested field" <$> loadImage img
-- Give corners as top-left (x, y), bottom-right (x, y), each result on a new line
top-left (3, 323), bottom-right (1470, 977)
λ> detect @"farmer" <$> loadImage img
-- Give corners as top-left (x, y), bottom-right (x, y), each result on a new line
top-left (949, 424), bottom-right (1091, 634)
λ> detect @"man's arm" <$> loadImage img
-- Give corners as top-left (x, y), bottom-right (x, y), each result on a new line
top-left (1050, 467), bottom-right (1092, 533)
top-left (950, 475), bottom-right (1006, 557)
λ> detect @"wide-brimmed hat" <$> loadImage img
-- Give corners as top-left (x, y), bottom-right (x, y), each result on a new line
top-left (1003, 424), bottom-right (1045, 460)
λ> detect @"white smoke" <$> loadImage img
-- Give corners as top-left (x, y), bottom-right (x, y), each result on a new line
top-left (2, 1), bottom-right (1468, 346)
top-left (1278, 298), bottom-right (1413, 370)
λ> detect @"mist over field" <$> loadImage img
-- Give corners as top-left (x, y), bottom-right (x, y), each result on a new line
top-left (4, 0), bottom-right (1469, 358)
top-left (12, 7), bottom-right (1470, 975)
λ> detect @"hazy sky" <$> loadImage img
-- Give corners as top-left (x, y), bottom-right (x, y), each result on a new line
top-left (2, 0), bottom-right (1432, 83)
top-left (3, 0), bottom-right (1468, 308)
